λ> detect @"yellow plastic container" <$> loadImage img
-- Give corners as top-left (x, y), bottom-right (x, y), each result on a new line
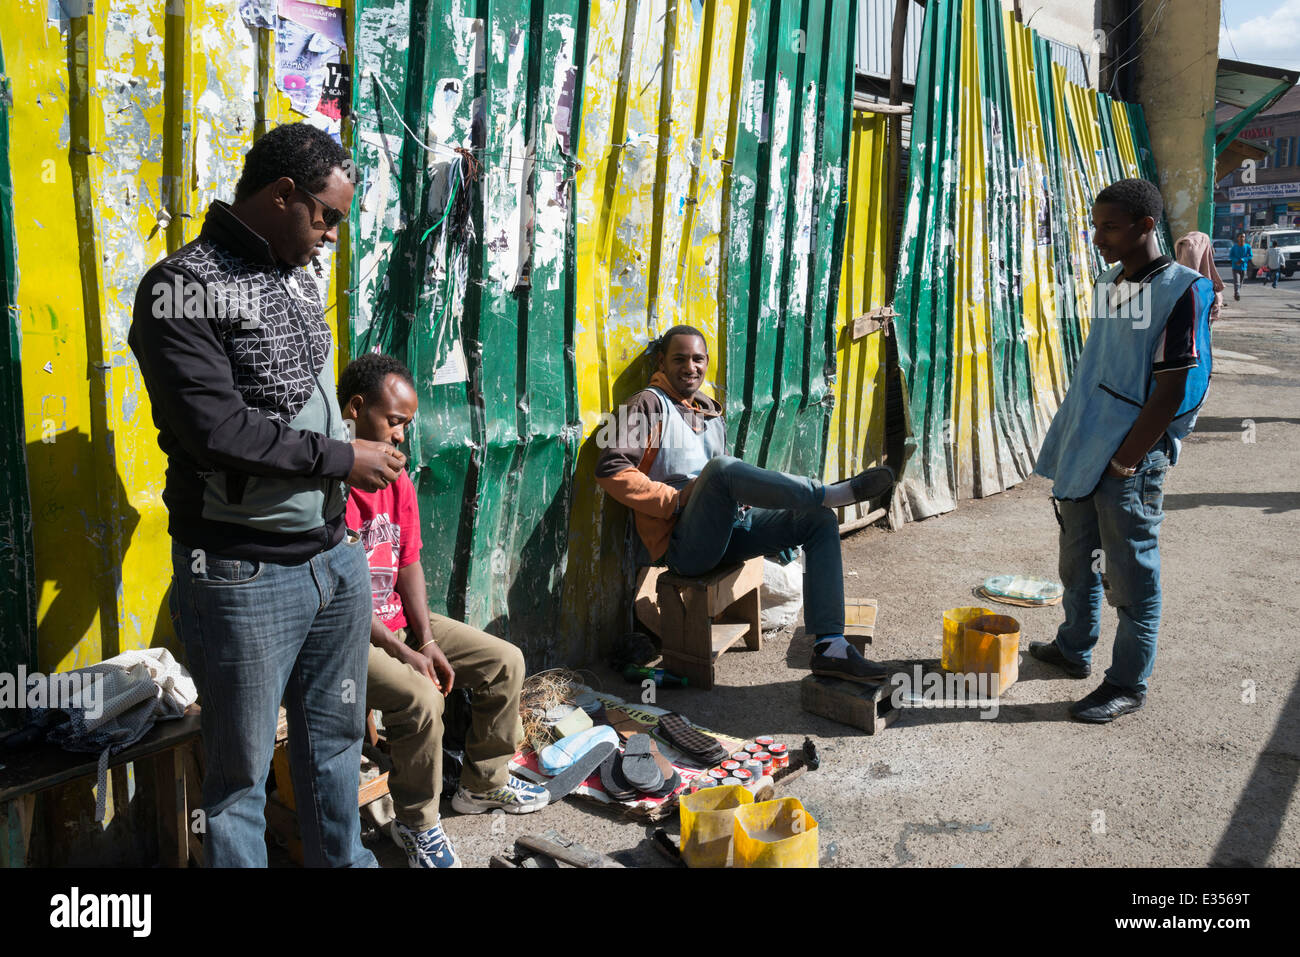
top-left (680, 785), bottom-right (753, 868)
top-left (941, 606), bottom-right (994, 671)
top-left (941, 607), bottom-right (1020, 693)
top-left (732, 797), bottom-right (819, 868)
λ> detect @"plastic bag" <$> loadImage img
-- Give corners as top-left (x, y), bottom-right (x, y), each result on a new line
top-left (761, 556), bottom-right (803, 631)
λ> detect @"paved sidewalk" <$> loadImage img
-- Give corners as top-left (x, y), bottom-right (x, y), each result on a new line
top-left (375, 276), bottom-right (1300, 868)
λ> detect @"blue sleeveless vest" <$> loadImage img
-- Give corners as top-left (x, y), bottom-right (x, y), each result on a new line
top-left (1034, 260), bottom-right (1213, 500)
top-left (644, 386), bottom-right (727, 489)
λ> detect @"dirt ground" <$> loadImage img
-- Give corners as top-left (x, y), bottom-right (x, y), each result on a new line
top-left (367, 276), bottom-right (1300, 869)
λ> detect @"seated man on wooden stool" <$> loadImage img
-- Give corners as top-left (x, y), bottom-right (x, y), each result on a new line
top-left (339, 353), bottom-right (549, 869)
top-left (595, 324), bottom-right (894, 683)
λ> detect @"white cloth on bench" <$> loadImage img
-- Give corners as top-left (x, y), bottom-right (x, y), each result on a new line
top-left (27, 648), bottom-right (197, 821)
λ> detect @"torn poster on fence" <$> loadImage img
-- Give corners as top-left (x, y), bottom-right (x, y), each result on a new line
top-left (430, 340), bottom-right (469, 387)
top-left (239, 0), bottom-right (277, 29)
top-left (275, 0), bottom-right (347, 121)
top-left (316, 59), bottom-right (351, 125)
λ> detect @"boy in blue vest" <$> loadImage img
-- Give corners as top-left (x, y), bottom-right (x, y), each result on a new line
top-left (1032, 178), bottom-right (1213, 723)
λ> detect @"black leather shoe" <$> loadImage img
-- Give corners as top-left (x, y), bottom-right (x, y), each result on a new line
top-left (1069, 682), bottom-right (1146, 723)
top-left (1028, 640), bottom-right (1090, 678)
top-left (810, 644), bottom-right (891, 684)
top-left (849, 466), bottom-right (895, 503)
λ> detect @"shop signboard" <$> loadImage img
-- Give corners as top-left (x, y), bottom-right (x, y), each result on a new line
top-left (1228, 182), bottom-right (1300, 200)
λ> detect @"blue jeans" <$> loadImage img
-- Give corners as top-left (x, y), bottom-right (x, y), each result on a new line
top-left (1271, 267), bottom-right (1280, 288)
top-left (1053, 437), bottom-right (1170, 694)
top-left (663, 455), bottom-right (844, 635)
top-left (170, 534), bottom-right (376, 867)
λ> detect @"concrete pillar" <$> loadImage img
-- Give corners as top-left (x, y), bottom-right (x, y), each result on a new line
top-left (1134, 0), bottom-right (1220, 237)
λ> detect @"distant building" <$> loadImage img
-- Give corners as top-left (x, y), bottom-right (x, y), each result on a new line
top-left (1215, 85), bottom-right (1300, 238)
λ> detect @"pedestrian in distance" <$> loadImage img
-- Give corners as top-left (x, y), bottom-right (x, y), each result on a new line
top-left (1173, 231), bottom-right (1222, 323)
top-left (1266, 240), bottom-right (1284, 288)
top-left (1228, 231), bottom-right (1251, 300)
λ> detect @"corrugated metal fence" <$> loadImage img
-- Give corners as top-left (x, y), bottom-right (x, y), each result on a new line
top-left (0, 0), bottom-right (870, 673)
top-left (0, 0), bottom-right (1163, 676)
top-left (892, 0), bottom-right (1162, 520)
top-left (350, 0), bottom-right (861, 666)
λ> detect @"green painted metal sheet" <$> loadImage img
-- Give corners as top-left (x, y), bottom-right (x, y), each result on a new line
top-left (722, 0), bottom-right (770, 453)
top-left (773, 0), bottom-right (857, 480)
top-left (976, 0), bottom-right (1032, 486)
top-left (797, 0), bottom-right (857, 479)
top-left (894, 0), bottom-right (963, 518)
top-left (732, 0), bottom-right (800, 463)
top-left (760, 0), bottom-right (825, 473)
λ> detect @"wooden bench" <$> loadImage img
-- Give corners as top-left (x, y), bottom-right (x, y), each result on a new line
top-left (0, 707), bottom-right (203, 868)
top-left (638, 557), bottom-right (764, 690)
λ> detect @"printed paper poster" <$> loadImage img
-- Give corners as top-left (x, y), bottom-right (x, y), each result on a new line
top-left (274, 1), bottom-right (346, 121)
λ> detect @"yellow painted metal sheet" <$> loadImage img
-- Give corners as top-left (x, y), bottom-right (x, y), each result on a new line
top-left (6, 1), bottom-right (106, 670)
top-left (681, 0), bottom-right (742, 365)
top-left (84, 0), bottom-right (175, 669)
top-left (2, 0), bottom-right (344, 671)
top-left (1110, 96), bottom-right (1141, 179)
top-left (1003, 14), bottom-right (1065, 435)
top-left (825, 111), bottom-right (889, 521)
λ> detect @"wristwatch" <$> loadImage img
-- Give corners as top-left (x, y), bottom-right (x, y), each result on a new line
top-left (1109, 457), bottom-right (1137, 477)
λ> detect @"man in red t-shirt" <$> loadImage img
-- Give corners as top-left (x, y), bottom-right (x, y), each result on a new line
top-left (339, 353), bottom-right (548, 868)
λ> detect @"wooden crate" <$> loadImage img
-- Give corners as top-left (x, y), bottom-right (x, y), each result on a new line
top-left (843, 598), bottom-right (878, 654)
top-left (654, 558), bottom-right (763, 690)
top-left (800, 674), bottom-right (897, 734)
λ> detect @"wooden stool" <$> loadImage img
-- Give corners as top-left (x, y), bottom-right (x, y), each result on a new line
top-left (653, 557), bottom-right (763, 690)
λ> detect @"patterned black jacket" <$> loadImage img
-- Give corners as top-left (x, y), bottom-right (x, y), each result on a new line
top-left (129, 202), bottom-right (353, 563)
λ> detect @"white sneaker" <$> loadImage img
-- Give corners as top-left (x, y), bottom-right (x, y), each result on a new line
top-left (450, 775), bottom-right (550, 815)
top-left (388, 817), bottom-right (462, 868)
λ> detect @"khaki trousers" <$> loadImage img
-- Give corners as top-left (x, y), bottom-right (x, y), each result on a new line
top-left (366, 611), bottom-right (525, 830)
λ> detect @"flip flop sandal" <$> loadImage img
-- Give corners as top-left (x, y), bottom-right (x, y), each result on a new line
top-left (655, 713), bottom-right (728, 765)
top-left (645, 769), bottom-right (682, 799)
top-left (620, 734), bottom-right (664, 792)
top-left (598, 749), bottom-right (638, 801)
top-left (646, 739), bottom-right (676, 781)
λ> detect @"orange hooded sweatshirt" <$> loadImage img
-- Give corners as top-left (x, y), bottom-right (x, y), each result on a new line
top-left (593, 371), bottom-right (725, 560)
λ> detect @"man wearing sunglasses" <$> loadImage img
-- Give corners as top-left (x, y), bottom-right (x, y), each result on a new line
top-left (130, 123), bottom-right (400, 867)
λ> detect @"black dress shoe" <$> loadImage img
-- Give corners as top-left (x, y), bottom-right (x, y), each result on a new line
top-left (1069, 682), bottom-right (1146, 723)
top-left (849, 466), bottom-right (895, 503)
top-left (1028, 640), bottom-right (1091, 678)
top-left (810, 644), bottom-right (891, 684)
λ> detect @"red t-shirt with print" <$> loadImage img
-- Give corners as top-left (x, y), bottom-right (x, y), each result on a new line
top-left (345, 470), bottom-right (422, 630)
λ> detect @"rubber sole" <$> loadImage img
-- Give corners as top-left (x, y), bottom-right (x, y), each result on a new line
top-left (450, 790), bottom-right (550, 815)
top-left (810, 663), bottom-right (890, 685)
top-left (389, 821), bottom-right (463, 868)
top-left (1069, 700), bottom-right (1145, 724)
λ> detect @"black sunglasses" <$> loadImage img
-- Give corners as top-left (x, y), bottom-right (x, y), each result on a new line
top-left (296, 184), bottom-right (346, 229)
